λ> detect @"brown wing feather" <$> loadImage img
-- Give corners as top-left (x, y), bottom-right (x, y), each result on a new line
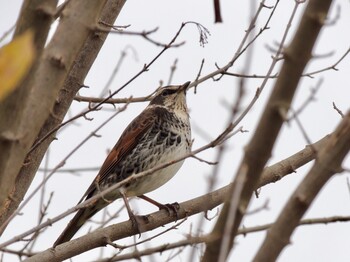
top-left (78, 107), bottom-right (157, 203)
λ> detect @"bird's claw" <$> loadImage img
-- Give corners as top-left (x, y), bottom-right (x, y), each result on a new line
top-left (129, 214), bottom-right (149, 238)
top-left (159, 202), bottom-right (180, 221)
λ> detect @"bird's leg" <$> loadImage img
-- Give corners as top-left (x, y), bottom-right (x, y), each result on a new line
top-left (138, 195), bottom-right (180, 220)
top-left (120, 192), bottom-right (146, 236)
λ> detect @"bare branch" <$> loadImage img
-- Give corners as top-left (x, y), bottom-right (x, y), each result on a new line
top-left (6, 132), bottom-right (330, 260)
top-left (253, 110), bottom-right (350, 261)
top-left (0, 0), bottom-right (106, 234)
top-left (28, 21), bottom-right (198, 155)
top-left (0, 104), bottom-right (129, 234)
top-left (202, 0), bottom-right (333, 260)
top-left (213, 0), bottom-right (223, 23)
top-left (74, 95), bottom-right (152, 105)
top-left (333, 102), bottom-right (344, 118)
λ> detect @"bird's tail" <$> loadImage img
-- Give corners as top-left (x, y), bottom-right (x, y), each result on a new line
top-left (53, 204), bottom-right (100, 247)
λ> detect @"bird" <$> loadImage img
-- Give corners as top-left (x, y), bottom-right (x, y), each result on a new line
top-left (54, 81), bottom-right (192, 246)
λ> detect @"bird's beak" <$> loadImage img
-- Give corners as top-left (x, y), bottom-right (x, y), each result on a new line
top-left (178, 81), bottom-right (191, 93)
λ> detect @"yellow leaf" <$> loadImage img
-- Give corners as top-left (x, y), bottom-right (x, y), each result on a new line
top-left (0, 30), bottom-right (35, 101)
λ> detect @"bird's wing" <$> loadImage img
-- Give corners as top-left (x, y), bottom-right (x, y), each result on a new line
top-left (78, 107), bottom-right (158, 203)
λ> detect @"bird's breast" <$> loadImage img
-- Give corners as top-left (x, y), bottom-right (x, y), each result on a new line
top-left (124, 116), bottom-right (191, 197)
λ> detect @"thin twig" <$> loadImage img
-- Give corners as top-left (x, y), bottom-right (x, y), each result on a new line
top-left (29, 21), bottom-right (208, 154)
top-left (167, 58), bottom-right (178, 85)
top-left (333, 102), bottom-right (344, 118)
top-left (194, 59), bottom-right (205, 94)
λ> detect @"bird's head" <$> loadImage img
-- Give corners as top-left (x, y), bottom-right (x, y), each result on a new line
top-left (149, 81), bottom-right (191, 112)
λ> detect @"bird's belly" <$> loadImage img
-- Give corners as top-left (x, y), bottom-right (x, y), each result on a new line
top-left (126, 160), bottom-right (184, 197)
top-left (124, 144), bottom-right (188, 197)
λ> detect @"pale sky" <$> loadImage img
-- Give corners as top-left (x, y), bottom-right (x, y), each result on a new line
top-left (1, 1), bottom-right (350, 261)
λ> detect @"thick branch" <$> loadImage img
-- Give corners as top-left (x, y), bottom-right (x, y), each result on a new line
top-left (253, 111), bottom-right (350, 261)
top-left (202, 0), bottom-right (334, 261)
top-left (0, 0), bottom-right (58, 219)
top-left (258, 134), bottom-right (329, 187)
top-left (0, 0), bottom-right (127, 234)
top-left (0, 0), bottom-right (108, 232)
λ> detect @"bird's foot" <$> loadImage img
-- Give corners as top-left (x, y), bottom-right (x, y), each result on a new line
top-left (129, 214), bottom-right (149, 237)
top-left (159, 202), bottom-right (180, 221)
top-left (138, 195), bottom-right (180, 220)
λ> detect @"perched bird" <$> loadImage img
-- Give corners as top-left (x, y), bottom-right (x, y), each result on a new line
top-left (54, 81), bottom-right (192, 246)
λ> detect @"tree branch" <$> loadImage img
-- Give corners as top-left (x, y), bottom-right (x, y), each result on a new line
top-left (89, 215), bottom-right (350, 262)
top-left (253, 110), bottom-right (350, 261)
top-left (21, 134), bottom-right (329, 261)
top-left (202, 0), bottom-right (334, 261)
top-left (0, 0), bottom-right (109, 234)
top-left (0, 0), bottom-right (58, 225)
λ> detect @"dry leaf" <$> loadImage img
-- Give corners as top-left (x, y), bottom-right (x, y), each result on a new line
top-left (0, 30), bottom-right (35, 101)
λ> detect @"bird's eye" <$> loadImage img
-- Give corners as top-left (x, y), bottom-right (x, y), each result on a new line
top-left (161, 90), bottom-right (169, 96)
top-left (161, 89), bottom-right (176, 96)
